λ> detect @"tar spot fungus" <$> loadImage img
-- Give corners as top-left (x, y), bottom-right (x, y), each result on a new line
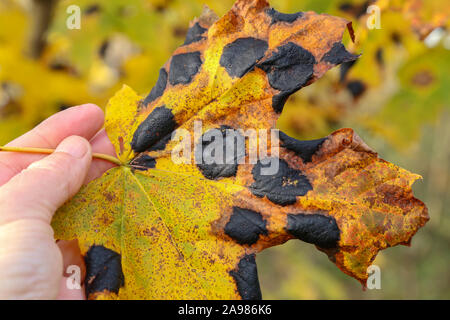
top-left (143, 68), bottom-right (168, 105)
top-left (225, 207), bottom-right (268, 245)
top-left (279, 131), bottom-right (326, 163)
top-left (257, 42), bottom-right (315, 113)
top-left (183, 22), bottom-right (207, 45)
top-left (195, 126), bottom-right (245, 180)
top-left (169, 51), bottom-right (202, 85)
top-left (266, 7), bottom-right (303, 25)
top-left (229, 254), bottom-right (262, 300)
top-left (147, 133), bottom-right (172, 152)
top-left (220, 37), bottom-right (268, 78)
top-left (321, 42), bottom-right (359, 65)
top-left (286, 213), bottom-right (340, 248)
top-left (250, 158), bottom-right (312, 206)
top-left (84, 245), bottom-right (125, 297)
top-left (130, 154), bottom-right (156, 171)
top-left (131, 105), bottom-right (177, 153)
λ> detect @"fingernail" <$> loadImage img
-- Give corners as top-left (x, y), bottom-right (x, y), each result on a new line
top-left (56, 136), bottom-right (89, 159)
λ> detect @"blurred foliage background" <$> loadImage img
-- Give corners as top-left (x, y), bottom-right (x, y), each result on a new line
top-left (0, 0), bottom-right (449, 299)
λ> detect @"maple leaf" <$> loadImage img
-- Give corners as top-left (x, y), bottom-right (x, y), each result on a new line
top-left (52, 0), bottom-right (428, 299)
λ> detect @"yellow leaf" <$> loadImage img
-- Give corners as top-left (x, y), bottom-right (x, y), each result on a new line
top-left (52, 0), bottom-right (428, 300)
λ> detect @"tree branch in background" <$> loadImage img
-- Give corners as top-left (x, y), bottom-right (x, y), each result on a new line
top-left (27, 0), bottom-right (57, 59)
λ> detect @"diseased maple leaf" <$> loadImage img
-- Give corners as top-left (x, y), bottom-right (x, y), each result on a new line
top-left (52, 0), bottom-right (428, 300)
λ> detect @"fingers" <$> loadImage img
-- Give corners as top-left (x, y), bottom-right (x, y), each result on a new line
top-left (57, 240), bottom-right (86, 300)
top-left (0, 107), bottom-right (113, 300)
top-left (0, 136), bottom-right (92, 226)
top-left (0, 136), bottom-right (92, 298)
top-left (57, 278), bottom-right (85, 300)
top-left (7, 104), bottom-right (104, 148)
top-left (86, 129), bottom-right (117, 183)
top-left (0, 104), bottom-right (104, 186)
top-left (58, 240), bottom-right (86, 282)
top-left (0, 219), bottom-right (63, 299)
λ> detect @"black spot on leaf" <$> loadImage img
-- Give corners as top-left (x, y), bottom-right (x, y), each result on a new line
top-left (147, 133), bottom-right (172, 152)
top-left (195, 126), bottom-right (245, 180)
top-left (169, 51), bottom-right (202, 85)
top-left (131, 105), bottom-right (177, 152)
top-left (229, 254), bottom-right (262, 300)
top-left (130, 154), bottom-right (156, 171)
top-left (286, 213), bottom-right (340, 248)
top-left (321, 42), bottom-right (359, 65)
top-left (250, 158), bottom-right (312, 206)
top-left (84, 245), bottom-right (124, 297)
top-left (220, 37), bottom-right (268, 78)
top-left (183, 22), bottom-right (207, 45)
top-left (258, 43), bottom-right (316, 91)
top-left (225, 207), bottom-right (268, 245)
top-left (143, 68), bottom-right (168, 105)
top-left (266, 8), bottom-right (303, 25)
top-left (279, 131), bottom-right (326, 163)
top-left (271, 93), bottom-right (290, 113)
top-left (257, 42), bottom-right (316, 113)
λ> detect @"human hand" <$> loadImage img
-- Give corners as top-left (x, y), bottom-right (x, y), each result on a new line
top-left (0, 104), bottom-right (116, 299)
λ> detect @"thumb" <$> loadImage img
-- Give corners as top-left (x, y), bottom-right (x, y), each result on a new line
top-left (0, 136), bottom-right (91, 299)
top-left (0, 135), bottom-right (92, 225)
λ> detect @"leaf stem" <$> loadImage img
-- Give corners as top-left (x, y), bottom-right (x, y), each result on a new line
top-left (0, 145), bottom-right (123, 166)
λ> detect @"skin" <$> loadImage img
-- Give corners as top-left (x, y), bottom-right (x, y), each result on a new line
top-left (0, 104), bottom-right (116, 299)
